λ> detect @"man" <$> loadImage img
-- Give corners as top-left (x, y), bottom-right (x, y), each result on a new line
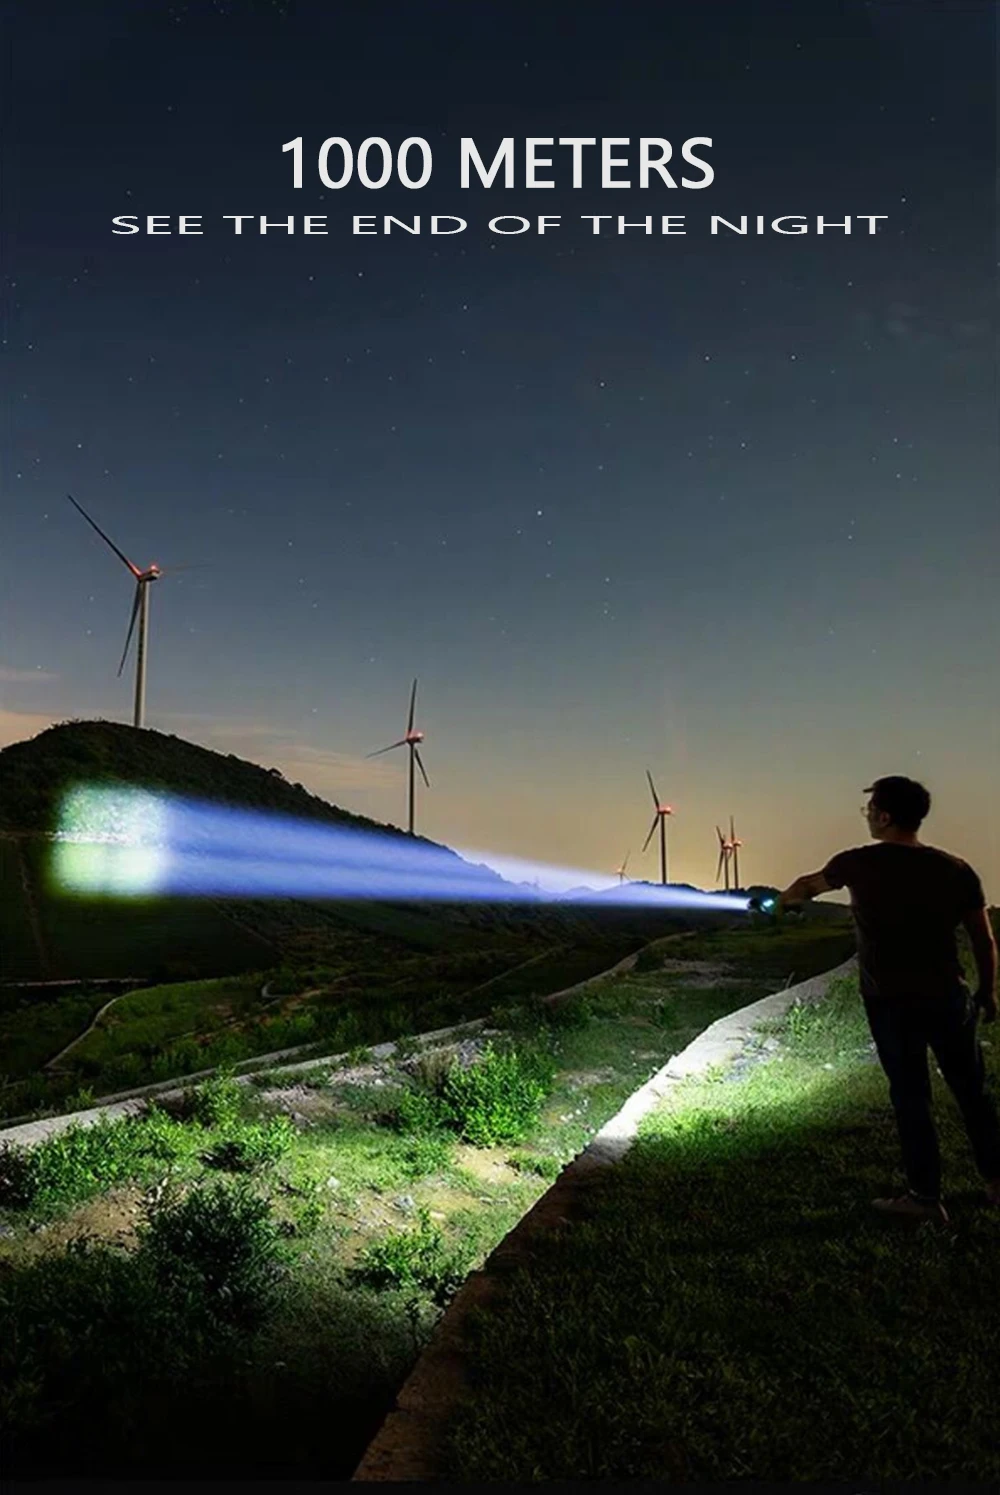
top-left (779, 775), bottom-right (1000, 1225)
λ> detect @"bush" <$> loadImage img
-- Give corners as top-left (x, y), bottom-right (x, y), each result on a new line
top-left (140, 1179), bottom-right (289, 1327)
top-left (407, 1048), bottom-right (456, 1094)
top-left (507, 1150), bottom-right (562, 1180)
top-left (0, 1143), bottom-right (37, 1210)
top-left (0, 1110), bottom-right (194, 1215)
top-left (439, 1042), bottom-right (555, 1148)
top-left (388, 1088), bottom-right (451, 1135)
top-left (190, 1069), bottom-right (245, 1130)
top-left (545, 992), bottom-right (593, 1030)
top-left (350, 1210), bottom-right (467, 1305)
top-left (0, 1238), bottom-right (215, 1455)
top-left (201, 1116), bottom-right (294, 1173)
top-left (395, 1132), bottom-right (454, 1180)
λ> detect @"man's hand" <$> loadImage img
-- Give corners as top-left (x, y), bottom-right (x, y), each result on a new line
top-left (974, 986), bottom-right (998, 1024)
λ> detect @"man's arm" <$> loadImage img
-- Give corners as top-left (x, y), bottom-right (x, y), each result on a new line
top-left (778, 869), bottom-right (833, 911)
top-left (962, 906), bottom-right (998, 1023)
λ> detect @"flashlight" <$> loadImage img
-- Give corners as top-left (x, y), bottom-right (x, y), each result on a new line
top-left (747, 893), bottom-right (779, 915)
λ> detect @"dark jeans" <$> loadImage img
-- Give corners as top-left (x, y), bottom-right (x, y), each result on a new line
top-left (863, 984), bottom-right (1000, 1201)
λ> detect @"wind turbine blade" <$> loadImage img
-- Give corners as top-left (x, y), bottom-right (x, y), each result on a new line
top-left (414, 748), bottom-right (430, 788)
top-left (646, 769), bottom-right (660, 807)
top-left (366, 739), bottom-right (407, 759)
top-left (68, 494), bottom-right (140, 577)
top-left (716, 850), bottom-right (725, 881)
top-left (716, 824), bottom-right (725, 845)
top-left (622, 851), bottom-right (630, 872)
top-left (641, 817), bottom-right (658, 853)
top-left (407, 678), bottom-right (418, 733)
top-left (118, 582), bottom-right (142, 676)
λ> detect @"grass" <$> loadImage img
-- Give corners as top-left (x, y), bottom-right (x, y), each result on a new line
top-left (0, 920), bottom-right (853, 1479)
top-left (64, 975), bottom-right (266, 1069)
top-left (443, 971), bottom-right (1000, 1481)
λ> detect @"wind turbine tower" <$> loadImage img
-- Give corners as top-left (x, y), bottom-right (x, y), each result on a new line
top-left (641, 770), bottom-right (674, 886)
top-left (68, 493), bottom-right (167, 729)
top-left (367, 678), bottom-right (430, 836)
top-left (729, 816), bottom-right (743, 890)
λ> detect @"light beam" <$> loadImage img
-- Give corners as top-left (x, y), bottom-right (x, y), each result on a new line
top-left (51, 786), bottom-right (753, 913)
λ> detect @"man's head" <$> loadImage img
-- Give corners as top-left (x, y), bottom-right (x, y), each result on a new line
top-left (862, 775), bottom-right (931, 839)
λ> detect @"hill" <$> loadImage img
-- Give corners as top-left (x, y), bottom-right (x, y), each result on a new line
top-left (0, 718), bottom-right (392, 837)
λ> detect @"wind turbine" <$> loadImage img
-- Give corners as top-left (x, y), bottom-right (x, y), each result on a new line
top-left (729, 816), bottom-right (743, 890)
top-left (616, 850), bottom-right (631, 885)
top-left (367, 678), bottom-right (429, 836)
top-left (641, 770), bottom-right (674, 886)
top-left (715, 824), bottom-right (733, 891)
top-left (68, 493), bottom-right (168, 729)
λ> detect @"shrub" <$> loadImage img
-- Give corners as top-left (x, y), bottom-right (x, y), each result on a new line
top-left (0, 1237), bottom-right (216, 1454)
top-left (507, 1150), bottom-right (562, 1180)
top-left (388, 1088), bottom-right (451, 1135)
top-left (545, 992), bottom-right (593, 1030)
top-left (0, 1115), bottom-right (172, 1214)
top-left (201, 1116), bottom-right (294, 1173)
top-left (407, 1048), bottom-right (455, 1094)
top-left (190, 1069), bottom-right (245, 1130)
top-left (395, 1132), bottom-right (454, 1180)
top-left (439, 1042), bottom-right (555, 1148)
top-left (140, 1179), bottom-right (289, 1326)
top-left (350, 1210), bottom-right (467, 1305)
top-left (0, 1143), bottom-right (37, 1210)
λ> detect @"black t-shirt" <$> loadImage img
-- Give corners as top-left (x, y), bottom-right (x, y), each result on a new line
top-left (821, 842), bottom-right (985, 1000)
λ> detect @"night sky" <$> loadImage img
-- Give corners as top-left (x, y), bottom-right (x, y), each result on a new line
top-left (4, 1), bottom-right (997, 896)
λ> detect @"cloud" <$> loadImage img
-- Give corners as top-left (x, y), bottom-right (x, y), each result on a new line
top-left (0, 666), bottom-right (59, 684)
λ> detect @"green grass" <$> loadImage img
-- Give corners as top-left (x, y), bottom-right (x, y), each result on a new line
top-left (65, 976), bottom-right (266, 1068)
top-left (444, 973), bottom-right (1000, 1481)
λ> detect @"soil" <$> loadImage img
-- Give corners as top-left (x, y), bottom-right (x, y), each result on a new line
top-left (0, 1184), bottom-right (147, 1262)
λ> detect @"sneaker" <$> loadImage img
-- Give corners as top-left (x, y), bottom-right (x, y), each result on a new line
top-left (872, 1192), bottom-right (949, 1224)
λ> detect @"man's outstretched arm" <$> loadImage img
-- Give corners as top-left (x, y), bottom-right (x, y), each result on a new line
top-left (962, 907), bottom-right (998, 1023)
top-left (778, 869), bottom-right (833, 911)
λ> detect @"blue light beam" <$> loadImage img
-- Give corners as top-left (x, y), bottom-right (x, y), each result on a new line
top-left (53, 787), bottom-right (752, 913)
